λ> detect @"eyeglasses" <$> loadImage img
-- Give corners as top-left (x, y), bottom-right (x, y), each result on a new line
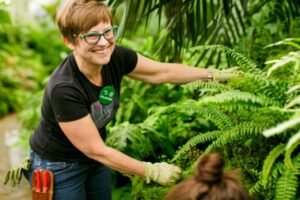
top-left (79, 25), bottom-right (118, 44)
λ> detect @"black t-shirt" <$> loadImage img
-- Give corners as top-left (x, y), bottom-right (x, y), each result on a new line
top-left (29, 45), bottom-right (137, 162)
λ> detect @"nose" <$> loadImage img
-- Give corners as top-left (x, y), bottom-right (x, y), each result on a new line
top-left (96, 35), bottom-right (109, 45)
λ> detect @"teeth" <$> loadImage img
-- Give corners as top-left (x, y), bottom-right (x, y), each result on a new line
top-left (94, 49), bottom-right (106, 54)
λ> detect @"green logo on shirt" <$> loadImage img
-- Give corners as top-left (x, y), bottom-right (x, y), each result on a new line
top-left (99, 86), bottom-right (115, 105)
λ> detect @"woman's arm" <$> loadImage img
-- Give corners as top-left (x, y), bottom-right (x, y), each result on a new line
top-left (128, 54), bottom-right (212, 84)
top-left (59, 114), bottom-right (146, 177)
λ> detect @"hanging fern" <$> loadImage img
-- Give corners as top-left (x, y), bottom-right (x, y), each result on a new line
top-left (261, 144), bottom-right (286, 188)
top-left (171, 130), bottom-right (222, 162)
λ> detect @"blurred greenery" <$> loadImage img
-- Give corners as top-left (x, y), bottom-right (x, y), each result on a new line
top-left (1, 0), bottom-right (300, 199)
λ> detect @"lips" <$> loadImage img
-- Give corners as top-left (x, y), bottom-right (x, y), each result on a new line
top-left (93, 49), bottom-right (107, 54)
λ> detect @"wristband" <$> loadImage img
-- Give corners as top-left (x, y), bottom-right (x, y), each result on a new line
top-left (207, 69), bottom-right (213, 81)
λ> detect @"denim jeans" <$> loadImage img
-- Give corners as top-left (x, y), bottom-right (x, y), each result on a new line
top-left (25, 150), bottom-right (112, 200)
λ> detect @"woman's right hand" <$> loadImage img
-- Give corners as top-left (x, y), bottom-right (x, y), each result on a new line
top-left (144, 162), bottom-right (182, 186)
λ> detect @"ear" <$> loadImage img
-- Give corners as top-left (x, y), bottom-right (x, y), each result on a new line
top-left (63, 37), bottom-right (75, 50)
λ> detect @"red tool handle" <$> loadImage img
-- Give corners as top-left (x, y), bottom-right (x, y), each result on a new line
top-left (42, 170), bottom-right (49, 193)
top-left (34, 170), bottom-right (41, 192)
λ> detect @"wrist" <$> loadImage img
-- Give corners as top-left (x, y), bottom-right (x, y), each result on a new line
top-left (207, 69), bottom-right (213, 81)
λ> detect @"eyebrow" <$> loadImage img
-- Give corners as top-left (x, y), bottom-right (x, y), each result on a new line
top-left (88, 26), bottom-right (112, 32)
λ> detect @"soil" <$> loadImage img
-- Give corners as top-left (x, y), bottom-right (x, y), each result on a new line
top-left (0, 113), bottom-right (31, 200)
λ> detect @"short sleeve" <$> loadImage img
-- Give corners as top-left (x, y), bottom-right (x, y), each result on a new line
top-left (49, 84), bottom-right (89, 122)
top-left (114, 46), bottom-right (138, 75)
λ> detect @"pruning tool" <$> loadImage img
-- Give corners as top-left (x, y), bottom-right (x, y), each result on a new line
top-left (32, 169), bottom-right (53, 200)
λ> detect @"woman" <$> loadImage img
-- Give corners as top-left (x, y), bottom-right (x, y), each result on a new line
top-left (164, 153), bottom-right (254, 200)
top-left (25, 0), bottom-right (238, 199)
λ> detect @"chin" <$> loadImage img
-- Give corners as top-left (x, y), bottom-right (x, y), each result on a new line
top-left (97, 56), bottom-right (111, 66)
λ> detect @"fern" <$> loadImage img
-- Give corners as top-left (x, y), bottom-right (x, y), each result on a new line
top-left (284, 132), bottom-right (300, 168)
top-left (274, 168), bottom-right (299, 200)
top-left (198, 90), bottom-right (270, 111)
top-left (263, 117), bottom-right (300, 137)
top-left (190, 45), bottom-right (259, 73)
top-left (106, 122), bottom-right (155, 160)
top-left (265, 51), bottom-right (300, 78)
top-left (182, 80), bottom-right (230, 95)
top-left (205, 122), bottom-right (268, 153)
top-left (169, 102), bottom-right (232, 130)
top-left (284, 95), bottom-right (300, 109)
top-left (249, 180), bottom-right (263, 194)
top-left (286, 85), bottom-right (300, 94)
top-left (261, 144), bottom-right (286, 188)
top-left (264, 38), bottom-right (300, 50)
top-left (172, 130), bottom-right (222, 162)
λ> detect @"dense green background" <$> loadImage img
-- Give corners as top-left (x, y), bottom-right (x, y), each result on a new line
top-left (1, 0), bottom-right (300, 199)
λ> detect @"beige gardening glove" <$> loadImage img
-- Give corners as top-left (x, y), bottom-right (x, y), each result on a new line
top-left (144, 162), bottom-right (182, 186)
top-left (2, 157), bottom-right (31, 187)
top-left (210, 66), bottom-right (240, 82)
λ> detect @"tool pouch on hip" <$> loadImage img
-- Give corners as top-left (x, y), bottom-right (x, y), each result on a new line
top-left (32, 169), bottom-right (54, 200)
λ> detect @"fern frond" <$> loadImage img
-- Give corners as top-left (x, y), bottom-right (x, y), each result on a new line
top-left (274, 168), bottom-right (299, 200)
top-left (205, 122), bottom-right (267, 153)
top-left (199, 90), bottom-right (269, 111)
top-left (266, 55), bottom-right (299, 78)
top-left (170, 103), bottom-right (232, 130)
top-left (284, 95), bottom-right (300, 109)
top-left (284, 132), bottom-right (300, 168)
top-left (261, 144), bottom-right (286, 188)
top-left (106, 122), bottom-right (154, 159)
top-left (286, 85), bottom-right (300, 94)
top-left (264, 38), bottom-right (300, 50)
top-left (172, 130), bottom-right (222, 162)
top-left (190, 45), bottom-right (259, 73)
top-left (240, 71), bottom-right (288, 105)
top-left (182, 80), bottom-right (230, 94)
top-left (249, 180), bottom-right (263, 194)
top-left (263, 117), bottom-right (300, 137)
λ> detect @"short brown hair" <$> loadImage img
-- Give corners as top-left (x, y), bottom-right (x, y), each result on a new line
top-left (164, 153), bottom-right (254, 200)
top-left (56, 0), bottom-right (113, 44)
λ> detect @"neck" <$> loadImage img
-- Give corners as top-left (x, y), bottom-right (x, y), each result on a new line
top-left (74, 56), bottom-right (103, 86)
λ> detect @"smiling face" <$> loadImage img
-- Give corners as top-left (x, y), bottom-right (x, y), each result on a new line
top-left (56, 0), bottom-right (115, 68)
top-left (69, 22), bottom-right (116, 68)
